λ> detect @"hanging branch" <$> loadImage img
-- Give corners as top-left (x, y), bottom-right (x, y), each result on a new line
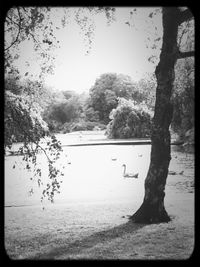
top-left (6, 15), bottom-right (20, 27)
top-left (5, 7), bottom-right (22, 51)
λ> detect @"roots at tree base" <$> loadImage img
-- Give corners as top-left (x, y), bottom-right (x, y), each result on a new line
top-left (130, 200), bottom-right (171, 224)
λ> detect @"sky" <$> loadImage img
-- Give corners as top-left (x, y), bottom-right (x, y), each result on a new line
top-left (11, 7), bottom-right (163, 93)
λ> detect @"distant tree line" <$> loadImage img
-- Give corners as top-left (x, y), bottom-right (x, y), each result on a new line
top-left (5, 65), bottom-right (194, 141)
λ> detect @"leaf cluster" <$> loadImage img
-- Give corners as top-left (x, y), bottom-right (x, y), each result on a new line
top-left (88, 73), bottom-right (145, 124)
top-left (171, 57), bottom-right (194, 136)
top-left (5, 90), bottom-right (64, 203)
top-left (106, 98), bottom-right (152, 139)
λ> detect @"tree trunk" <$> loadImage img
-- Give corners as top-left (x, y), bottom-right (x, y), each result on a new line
top-left (130, 8), bottom-right (181, 223)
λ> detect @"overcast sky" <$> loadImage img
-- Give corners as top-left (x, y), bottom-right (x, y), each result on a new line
top-left (13, 7), bottom-right (163, 93)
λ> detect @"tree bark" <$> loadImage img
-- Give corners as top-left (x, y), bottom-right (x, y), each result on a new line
top-left (130, 8), bottom-right (182, 223)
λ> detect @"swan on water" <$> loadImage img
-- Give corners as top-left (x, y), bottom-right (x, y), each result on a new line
top-left (122, 164), bottom-right (139, 178)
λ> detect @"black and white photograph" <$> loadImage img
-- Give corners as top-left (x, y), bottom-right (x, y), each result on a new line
top-left (4, 7), bottom-right (194, 260)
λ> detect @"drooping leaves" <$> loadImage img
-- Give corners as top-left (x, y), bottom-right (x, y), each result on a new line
top-left (106, 98), bottom-right (152, 139)
top-left (5, 90), bottom-right (64, 203)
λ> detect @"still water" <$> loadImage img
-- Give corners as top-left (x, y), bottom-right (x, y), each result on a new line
top-left (5, 144), bottom-right (151, 207)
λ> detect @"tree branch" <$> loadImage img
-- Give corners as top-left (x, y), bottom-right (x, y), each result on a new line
top-left (22, 7), bottom-right (28, 12)
top-left (6, 15), bottom-right (20, 27)
top-left (177, 50), bottom-right (195, 59)
top-left (5, 8), bottom-right (22, 51)
top-left (178, 8), bottom-right (194, 25)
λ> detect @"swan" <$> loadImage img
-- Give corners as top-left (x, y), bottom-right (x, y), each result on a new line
top-left (122, 164), bottom-right (139, 178)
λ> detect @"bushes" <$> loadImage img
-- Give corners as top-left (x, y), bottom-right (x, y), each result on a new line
top-left (60, 120), bottom-right (106, 133)
top-left (71, 121), bottom-right (106, 132)
top-left (88, 73), bottom-right (145, 124)
top-left (106, 98), bottom-right (152, 139)
top-left (171, 57), bottom-right (194, 139)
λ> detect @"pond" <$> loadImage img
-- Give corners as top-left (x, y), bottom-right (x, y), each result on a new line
top-left (5, 144), bottom-right (151, 208)
top-left (5, 127), bottom-right (194, 209)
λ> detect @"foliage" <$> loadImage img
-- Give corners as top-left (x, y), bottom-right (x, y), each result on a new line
top-left (4, 91), bottom-right (64, 203)
top-left (106, 98), bottom-right (152, 139)
top-left (72, 7), bottom-right (116, 54)
top-left (43, 95), bottom-right (83, 127)
top-left (62, 90), bottom-right (76, 100)
top-left (4, 6), bottom-right (65, 202)
top-left (69, 121), bottom-right (106, 132)
top-left (171, 15), bottom-right (194, 139)
top-left (42, 87), bottom-right (108, 133)
top-left (177, 18), bottom-right (194, 54)
top-left (5, 74), bottom-right (23, 95)
top-left (5, 91), bottom-right (47, 146)
top-left (171, 57), bottom-right (194, 138)
top-left (4, 7), bottom-right (116, 80)
top-left (137, 73), bottom-right (157, 111)
top-left (42, 72), bottom-right (156, 133)
top-left (5, 7), bottom-right (60, 80)
top-left (88, 73), bottom-right (145, 124)
top-left (84, 107), bottom-right (100, 122)
top-left (54, 120), bottom-right (106, 133)
top-left (21, 79), bottom-right (53, 109)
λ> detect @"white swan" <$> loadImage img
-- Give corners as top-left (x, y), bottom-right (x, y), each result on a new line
top-left (122, 164), bottom-right (139, 178)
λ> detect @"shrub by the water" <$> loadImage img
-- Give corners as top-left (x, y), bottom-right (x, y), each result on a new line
top-left (106, 98), bottom-right (152, 139)
top-left (61, 120), bottom-right (106, 133)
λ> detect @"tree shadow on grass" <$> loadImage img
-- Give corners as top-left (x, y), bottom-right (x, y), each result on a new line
top-left (32, 220), bottom-right (146, 259)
